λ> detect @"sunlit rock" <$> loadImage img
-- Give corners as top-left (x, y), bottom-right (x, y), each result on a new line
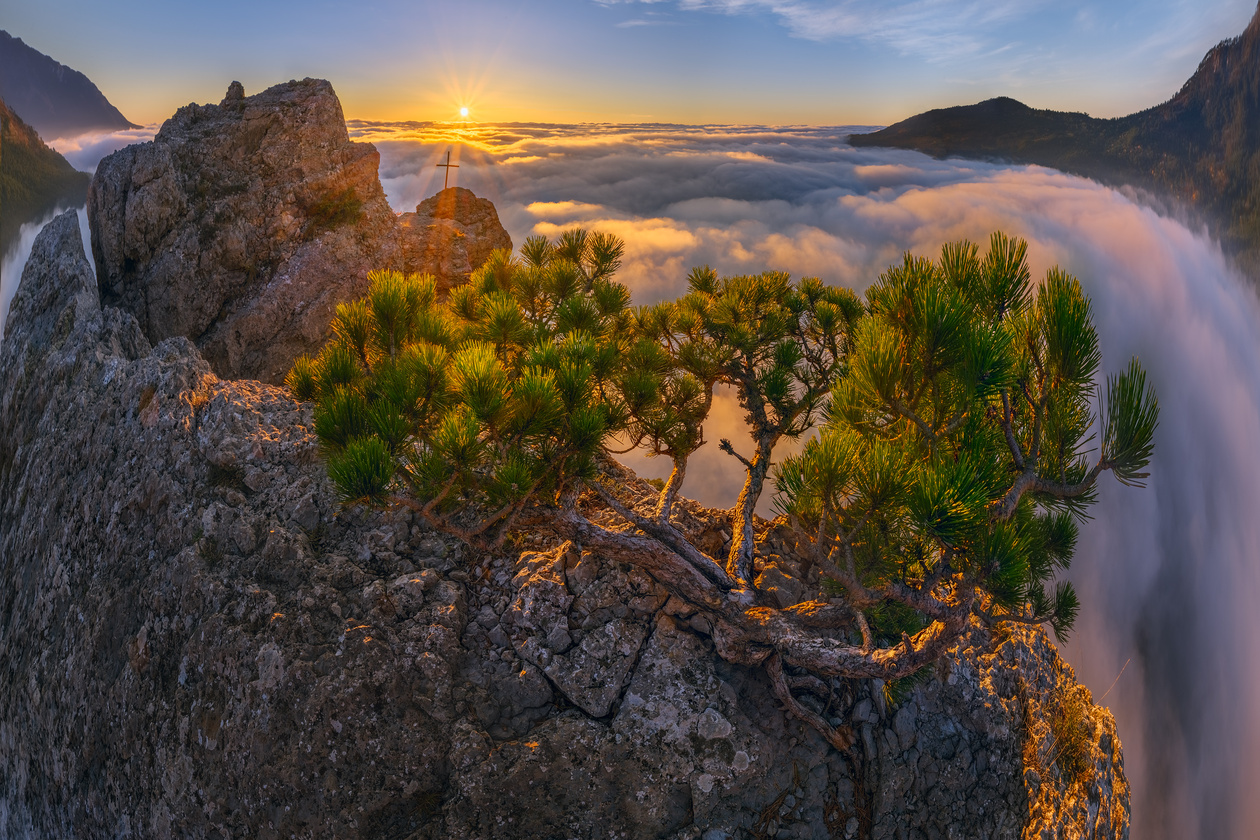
top-left (87, 80), bottom-right (512, 385)
top-left (398, 187), bottom-right (513, 293)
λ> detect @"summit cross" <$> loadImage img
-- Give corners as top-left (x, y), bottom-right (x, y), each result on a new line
top-left (436, 150), bottom-right (459, 190)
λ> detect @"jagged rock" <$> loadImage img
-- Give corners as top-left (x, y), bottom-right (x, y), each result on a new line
top-left (87, 80), bottom-right (512, 385)
top-left (0, 215), bottom-right (1127, 838)
top-left (398, 187), bottom-right (513, 292)
top-left (754, 560), bottom-right (806, 609)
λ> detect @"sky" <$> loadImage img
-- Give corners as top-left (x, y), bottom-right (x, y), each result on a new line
top-left (3, 0), bottom-right (1257, 125)
top-left (8, 2), bottom-right (1260, 837)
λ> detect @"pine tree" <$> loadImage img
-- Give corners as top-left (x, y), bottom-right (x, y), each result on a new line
top-left (288, 229), bottom-right (1157, 749)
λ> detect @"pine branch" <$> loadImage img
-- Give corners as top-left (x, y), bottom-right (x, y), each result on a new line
top-left (892, 397), bottom-right (935, 442)
top-left (554, 506), bottom-right (726, 609)
top-left (655, 456), bottom-right (688, 524)
top-left (816, 550), bottom-right (956, 621)
top-left (766, 653), bottom-right (854, 751)
top-left (1001, 390), bottom-right (1026, 469)
top-left (587, 478), bottom-right (736, 590)
top-left (993, 462), bottom-right (1105, 521)
top-left (718, 438), bottom-right (753, 469)
top-left (977, 607), bottom-right (1054, 627)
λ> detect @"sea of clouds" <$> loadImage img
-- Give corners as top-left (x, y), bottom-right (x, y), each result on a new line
top-left (5, 121), bottom-right (1258, 838)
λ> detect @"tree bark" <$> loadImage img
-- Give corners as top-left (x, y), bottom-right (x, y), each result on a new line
top-left (727, 435), bottom-right (774, 586)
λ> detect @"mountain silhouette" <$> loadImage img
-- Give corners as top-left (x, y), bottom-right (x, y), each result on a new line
top-left (0, 31), bottom-right (137, 142)
top-left (852, 4), bottom-right (1260, 270)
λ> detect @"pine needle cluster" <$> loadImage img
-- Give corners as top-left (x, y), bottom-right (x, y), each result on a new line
top-left (776, 233), bottom-right (1156, 640)
top-left (287, 228), bottom-right (1156, 744)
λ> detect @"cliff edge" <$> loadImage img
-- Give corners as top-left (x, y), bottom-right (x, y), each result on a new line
top-left (0, 211), bottom-right (1128, 839)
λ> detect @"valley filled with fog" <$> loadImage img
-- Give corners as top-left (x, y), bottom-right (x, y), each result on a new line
top-left (6, 122), bottom-right (1258, 839)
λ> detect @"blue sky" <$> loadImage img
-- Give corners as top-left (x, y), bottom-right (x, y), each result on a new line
top-left (3, 0), bottom-right (1257, 124)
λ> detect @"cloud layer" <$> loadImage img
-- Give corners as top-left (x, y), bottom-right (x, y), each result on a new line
top-left (48, 126), bottom-right (158, 174)
top-left (7, 120), bottom-right (1259, 838)
top-left (358, 121), bottom-right (1259, 839)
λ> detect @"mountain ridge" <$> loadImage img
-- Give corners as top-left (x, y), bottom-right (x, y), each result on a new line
top-left (852, 3), bottom-right (1260, 271)
top-left (0, 30), bottom-right (138, 141)
top-left (0, 95), bottom-right (89, 258)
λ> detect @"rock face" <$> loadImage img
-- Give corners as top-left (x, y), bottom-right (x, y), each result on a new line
top-left (398, 188), bottom-right (513, 289)
top-left (88, 80), bottom-right (511, 385)
top-left (0, 213), bottom-right (1128, 839)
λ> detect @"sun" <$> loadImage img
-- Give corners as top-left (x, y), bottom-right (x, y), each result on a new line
top-left (459, 107), bottom-right (469, 119)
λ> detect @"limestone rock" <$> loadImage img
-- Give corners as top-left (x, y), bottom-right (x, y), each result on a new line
top-left (754, 560), bottom-right (805, 609)
top-left (506, 542), bottom-right (652, 718)
top-left (0, 216), bottom-right (1127, 838)
top-left (397, 187), bottom-right (513, 292)
top-left (87, 80), bottom-right (512, 385)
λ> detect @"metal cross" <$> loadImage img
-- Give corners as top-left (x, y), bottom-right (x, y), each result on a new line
top-left (436, 150), bottom-right (459, 190)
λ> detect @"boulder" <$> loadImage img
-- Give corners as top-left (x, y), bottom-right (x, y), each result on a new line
top-left (397, 187), bottom-right (513, 292)
top-left (88, 80), bottom-right (512, 385)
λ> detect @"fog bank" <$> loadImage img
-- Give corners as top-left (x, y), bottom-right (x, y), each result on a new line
top-left (6, 121), bottom-right (1258, 837)
top-left (361, 122), bottom-right (1258, 839)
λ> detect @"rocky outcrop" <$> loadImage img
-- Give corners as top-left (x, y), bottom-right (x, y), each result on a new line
top-left (0, 212), bottom-right (1128, 839)
top-left (87, 78), bottom-right (395, 384)
top-left (88, 80), bottom-right (511, 385)
top-left (398, 188), bottom-right (513, 289)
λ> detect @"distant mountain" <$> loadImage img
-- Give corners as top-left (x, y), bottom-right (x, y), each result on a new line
top-left (0, 31), bottom-right (137, 141)
top-left (852, 4), bottom-right (1260, 270)
top-left (0, 96), bottom-right (90, 256)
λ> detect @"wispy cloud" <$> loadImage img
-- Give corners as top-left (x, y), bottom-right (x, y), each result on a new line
top-left (599, 0), bottom-right (1048, 61)
top-left (615, 17), bottom-right (678, 27)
